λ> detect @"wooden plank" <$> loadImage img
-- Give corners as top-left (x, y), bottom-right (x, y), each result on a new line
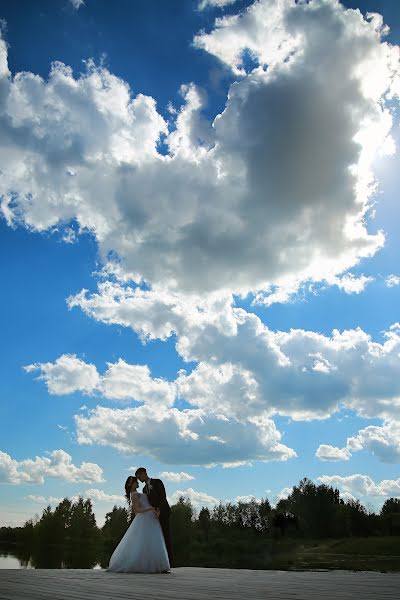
top-left (0, 568), bottom-right (399, 600)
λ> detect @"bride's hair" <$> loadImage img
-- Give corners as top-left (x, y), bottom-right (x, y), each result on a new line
top-left (124, 475), bottom-right (138, 504)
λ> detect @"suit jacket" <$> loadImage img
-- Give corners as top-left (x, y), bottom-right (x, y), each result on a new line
top-left (143, 478), bottom-right (171, 517)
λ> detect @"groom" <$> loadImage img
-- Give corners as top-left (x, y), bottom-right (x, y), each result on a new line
top-left (135, 467), bottom-right (172, 565)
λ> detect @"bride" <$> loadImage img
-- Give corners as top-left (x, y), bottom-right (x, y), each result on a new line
top-left (107, 475), bottom-right (170, 573)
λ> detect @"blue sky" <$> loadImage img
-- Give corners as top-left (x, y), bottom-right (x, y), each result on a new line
top-left (1, 0), bottom-right (400, 526)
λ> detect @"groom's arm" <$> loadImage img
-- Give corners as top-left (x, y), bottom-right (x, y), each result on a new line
top-left (153, 479), bottom-right (171, 512)
top-left (155, 479), bottom-right (167, 502)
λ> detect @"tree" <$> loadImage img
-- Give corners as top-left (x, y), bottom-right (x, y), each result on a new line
top-left (258, 498), bottom-right (272, 532)
top-left (171, 496), bottom-right (194, 565)
top-left (381, 498), bottom-right (400, 516)
top-left (380, 498), bottom-right (400, 535)
top-left (52, 498), bottom-right (72, 544)
top-left (344, 499), bottom-right (369, 536)
top-left (102, 506), bottom-right (130, 550)
top-left (281, 478), bottom-right (341, 538)
top-left (36, 505), bottom-right (58, 545)
top-left (236, 500), bottom-right (263, 530)
top-left (211, 502), bottom-right (232, 528)
top-left (68, 496), bottom-right (99, 544)
top-left (198, 507), bottom-right (211, 540)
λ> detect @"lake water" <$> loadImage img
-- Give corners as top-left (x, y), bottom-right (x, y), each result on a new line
top-left (0, 545), bottom-right (105, 569)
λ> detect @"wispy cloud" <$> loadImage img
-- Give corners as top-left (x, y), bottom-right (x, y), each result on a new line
top-left (69, 0), bottom-right (85, 11)
top-left (159, 471), bottom-right (195, 483)
top-left (198, 0), bottom-right (237, 11)
top-left (386, 274), bottom-right (400, 287)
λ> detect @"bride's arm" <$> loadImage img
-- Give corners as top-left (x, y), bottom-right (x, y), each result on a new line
top-left (130, 492), bottom-right (156, 514)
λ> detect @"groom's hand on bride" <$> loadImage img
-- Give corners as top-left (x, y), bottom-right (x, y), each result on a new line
top-left (155, 508), bottom-right (161, 518)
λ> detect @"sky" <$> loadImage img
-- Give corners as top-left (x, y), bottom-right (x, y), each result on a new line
top-left (1, 0), bottom-right (400, 527)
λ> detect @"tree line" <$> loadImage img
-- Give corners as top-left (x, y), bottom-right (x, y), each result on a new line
top-left (1, 478), bottom-right (399, 568)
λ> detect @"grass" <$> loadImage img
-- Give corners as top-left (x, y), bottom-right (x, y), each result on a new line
top-left (288, 537), bottom-right (400, 572)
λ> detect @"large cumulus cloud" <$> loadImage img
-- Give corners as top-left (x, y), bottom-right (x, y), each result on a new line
top-left (67, 283), bottom-right (400, 423)
top-left (75, 404), bottom-right (296, 466)
top-left (28, 297), bottom-right (400, 463)
top-left (1, 0), bottom-right (398, 295)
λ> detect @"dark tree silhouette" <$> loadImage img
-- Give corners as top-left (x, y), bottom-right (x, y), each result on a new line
top-left (68, 497), bottom-right (99, 545)
top-left (381, 498), bottom-right (400, 535)
top-left (198, 507), bottom-right (211, 540)
top-left (102, 505), bottom-right (130, 551)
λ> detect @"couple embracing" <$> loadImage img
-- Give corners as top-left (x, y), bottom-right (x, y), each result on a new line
top-left (107, 467), bottom-right (172, 574)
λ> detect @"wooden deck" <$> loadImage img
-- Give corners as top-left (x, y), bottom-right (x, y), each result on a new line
top-left (0, 567), bottom-right (399, 600)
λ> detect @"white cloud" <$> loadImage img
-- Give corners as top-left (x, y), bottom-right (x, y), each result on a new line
top-left (159, 471), bottom-right (195, 483)
top-left (177, 361), bottom-right (264, 417)
top-left (198, 0), bottom-right (238, 11)
top-left (253, 272), bottom-right (374, 306)
top-left (67, 283), bottom-right (237, 343)
top-left (386, 274), bottom-right (400, 287)
top-left (28, 296), bottom-right (400, 452)
top-left (340, 491), bottom-right (357, 503)
top-left (24, 353), bottom-right (176, 407)
top-left (0, 449), bottom-right (104, 484)
top-left (316, 445), bottom-right (351, 461)
top-left (317, 421), bottom-right (400, 464)
top-left (330, 273), bottom-right (374, 295)
top-left (100, 359), bottom-right (176, 406)
top-left (317, 474), bottom-right (400, 498)
top-left (347, 421), bottom-right (400, 463)
top-left (26, 495), bottom-right (64, 504)
top-left (69, 0), bottom-right (85, 10)
top-left (23, 354), bottom-right (100, 395)
top-left (1, 0), bottom-right (398, 297)
top-left (169, 487), bottom-right (219, 509)
top-left (26, 488), bottom-right (125, 505)
top-left (235, 495), bottom-right (261, 503)
top-left (220, 460), bottom-right (250, 469)
top-left (276, 487), bottom-right (293, 502)
top-left (8, 1), bottom-right (400, 471)
top-left (67, 282), bottom-right (400, 423)
top-left (83, 488), bottom-right (125, 503)
top-left (75, 404), bottom-right (296, 466)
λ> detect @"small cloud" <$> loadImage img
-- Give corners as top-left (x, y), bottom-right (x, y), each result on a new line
top-left (386, 274), bottom-right (400, 288)
top-left (26, 495), bottom-right (64, 504)
top-left (159, 471), bottom-right (195, 483)
top-left (235, 495), bottom-right (261, 503)
top-left (169, 487), bottom-right (218, 509)
top-left (23, 354), bottom-right (100, 396)
top-left (332, 273), bottom-right (374, 294)
top-left (276, 487), bottom-right (293, 502)
top-left (316, 444), bottom-right (351, 461)
top-left (69, 0), bottom-right (85, 10)
top-left (61, 227), bottom-right (78, 244)
top-left (198, 0), bottom-right (237, 10)
top-left (317, 474), bottom-right (400, 498)
top-left (84, 488), bottom-right (125, 503)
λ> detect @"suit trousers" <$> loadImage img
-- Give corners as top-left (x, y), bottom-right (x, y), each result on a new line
top-left (159, 512), bottom-right (172, 565)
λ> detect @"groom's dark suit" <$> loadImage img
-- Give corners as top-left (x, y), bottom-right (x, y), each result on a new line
top-left (143, 478), bottom-right (172, 564)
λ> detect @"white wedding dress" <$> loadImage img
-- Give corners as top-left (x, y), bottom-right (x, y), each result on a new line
top-left (107, 492), bottom-right (170, 573)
